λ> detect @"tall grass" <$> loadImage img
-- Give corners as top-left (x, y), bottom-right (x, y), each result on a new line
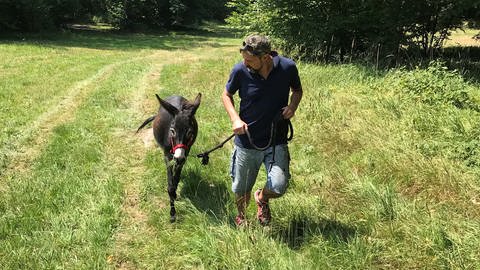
top-left (0, 30), bottom-right (479, 269)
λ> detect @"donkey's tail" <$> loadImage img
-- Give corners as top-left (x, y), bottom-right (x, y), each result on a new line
top-left (136, 116), bottom-right (156, 133)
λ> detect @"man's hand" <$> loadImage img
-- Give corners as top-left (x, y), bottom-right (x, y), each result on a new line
top-left (233, 118), bottom-right (248, 135)
top-left (282, 106), bottom-right (296, 119)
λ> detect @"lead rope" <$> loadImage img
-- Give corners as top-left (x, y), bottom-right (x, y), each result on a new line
top-left (244, 112), bottom-right (281, 172)
top-left (197, 111), bottom-right (293, 171)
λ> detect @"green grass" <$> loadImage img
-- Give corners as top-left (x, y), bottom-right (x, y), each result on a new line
top-left (444, 28), bottom-right (480, 47)
top-left (1, 29), bottom-right (479, 269)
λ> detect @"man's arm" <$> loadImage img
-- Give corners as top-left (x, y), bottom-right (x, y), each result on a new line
top-left (282, 88), bottom-right (303, 119)
top-left (222, 90), bottom-right (248, 134)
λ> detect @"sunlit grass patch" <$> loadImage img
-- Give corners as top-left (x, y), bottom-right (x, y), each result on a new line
top-left (444, 28), bottom-right (480, 47)
top-left (1, 30), bottom-right (479, 269)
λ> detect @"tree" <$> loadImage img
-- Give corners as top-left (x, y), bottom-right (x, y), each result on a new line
top-left (226, 0), bottom-right (479, 62)
top-left (0, 0), bottom-right (230, 32)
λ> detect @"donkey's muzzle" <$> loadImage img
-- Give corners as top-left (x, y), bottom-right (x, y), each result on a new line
top-left (173, 147), bottom-right (186, 160)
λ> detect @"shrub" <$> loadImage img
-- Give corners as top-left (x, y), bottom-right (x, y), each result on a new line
top-left (392, 61), bottom-right (480, 111)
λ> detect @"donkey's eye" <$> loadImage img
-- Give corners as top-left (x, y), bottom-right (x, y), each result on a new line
top-left (170, 128), bottom-right (176, 136)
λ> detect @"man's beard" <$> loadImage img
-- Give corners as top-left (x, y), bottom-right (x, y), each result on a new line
top-left (246, 62), bottom-right (263, 74)
top-left (247, 67), bottom-right (259, 74)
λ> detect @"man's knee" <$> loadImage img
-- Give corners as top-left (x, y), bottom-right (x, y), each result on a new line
top-left (266, 166), bottom-right (289, 195)
top-left (266, 179), bottom-right (288, 195)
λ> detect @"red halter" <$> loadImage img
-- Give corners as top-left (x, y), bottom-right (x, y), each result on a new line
top-left (169, 136), bottom-right (193, 154)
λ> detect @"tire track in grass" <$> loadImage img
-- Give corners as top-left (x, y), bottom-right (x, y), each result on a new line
top-left (0, 55), bottom-right (157, 190)
top-left (0, 48), bottom-right (210, 268)
top-left (0, 51), bottom-right (171, 265)
top-left (0, 60), bottom-right (115, 179)
top-left (107, 55), bottom-right (164, 270)
top-left (106, 51), bottom-right (177, 269)
top-left (0, 54), bottom-right (158, 269)
top-left (107, 51), bottom-right (208, 269)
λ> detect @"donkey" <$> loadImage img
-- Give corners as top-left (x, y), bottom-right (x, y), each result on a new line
top-left (137, 93), bottom-right (201, 222)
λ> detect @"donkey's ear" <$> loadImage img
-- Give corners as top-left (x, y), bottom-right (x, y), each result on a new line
top-left (191, 93), bottom-right (201, 113)
top-left (156, 94), bottom-right (179, 116)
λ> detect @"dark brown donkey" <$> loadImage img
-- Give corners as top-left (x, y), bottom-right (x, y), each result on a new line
top-left (137, 93), bottom-right (201, 222)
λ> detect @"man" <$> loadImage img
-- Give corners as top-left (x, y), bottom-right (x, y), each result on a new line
top-left (222, 34), bottom-right (303, 226)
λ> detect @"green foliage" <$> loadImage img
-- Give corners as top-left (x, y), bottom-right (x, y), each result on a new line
top-left (373, 61), bottom-right (480, 168)
top-left (454, 122), bottom-right (480, 167)
top-left (0, 0), bottom-right (96, 31)
top-left (0, 0), bottom-right (54, 31)
top-left (103, 0), bottom-right (127, 28)
top-left (0, 0), bottom-right (230, 32)
top-left (226, 0), bottom-right (479, 62)
top-left (394, 61), bottom-right (480, 111)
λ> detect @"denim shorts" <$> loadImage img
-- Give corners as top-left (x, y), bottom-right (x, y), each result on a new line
top-left (230, 144), bottom-right (291, 195)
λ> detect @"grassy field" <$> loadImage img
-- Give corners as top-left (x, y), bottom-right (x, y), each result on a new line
top-left (1, 28), bottom-right (480, 269)
top-left (444, 28), bottom-right (480, 47)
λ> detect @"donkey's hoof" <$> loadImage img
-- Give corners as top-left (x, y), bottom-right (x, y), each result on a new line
top-left (170, 215), bottom-right (177, 223)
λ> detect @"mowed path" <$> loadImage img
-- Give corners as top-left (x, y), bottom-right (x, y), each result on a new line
top-left (0, 40), bottom-right (236, 269)
top-left (1, 50), bottom-right (207, 178)
top-left (108, 49), bottom-right (236, 269)
top-left (1, 56), bottom-right (140, 181)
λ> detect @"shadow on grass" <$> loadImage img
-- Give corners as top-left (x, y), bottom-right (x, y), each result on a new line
top-left (0, 26), bottom-right (238, 52)
top-left (383, 46), bottom-right (480, 83)
top-left (307, 45), bottom-right (480, 83)
top-left (272, 217), bottom-right (358, 250)
top-left (443, 47), bottom-right (480, 83)
top-left (180, 167), bottom-right (230, 223)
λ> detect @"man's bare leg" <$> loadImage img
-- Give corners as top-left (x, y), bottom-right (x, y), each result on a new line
top-left (257, 187), bottom-right (280, 202)
top-left (235, 193), bottom-right (251, 219)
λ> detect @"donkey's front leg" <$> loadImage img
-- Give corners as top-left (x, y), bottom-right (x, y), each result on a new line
top-left (165, 157), bottom-right (184, 222)
top-left (166, 164), bottom-right (177, 222)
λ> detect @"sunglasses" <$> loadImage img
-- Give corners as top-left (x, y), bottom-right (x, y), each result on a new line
top-left (239, 42), bottom-right (266, 56)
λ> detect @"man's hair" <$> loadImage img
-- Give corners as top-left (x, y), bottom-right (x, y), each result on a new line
top-left (239, 34), bottom-right (271, 56)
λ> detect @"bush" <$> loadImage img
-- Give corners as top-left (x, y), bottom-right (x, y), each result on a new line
top-left (392, 61), bottom-right (480, 111)
top-left (455, 125), bottom-right (480, 167)
top-left (226, 0), bottom-right (477, 62)
top-left (377, 61), bottom-right (480, 168)
top-left (0, 0), bottom-right (230, 32)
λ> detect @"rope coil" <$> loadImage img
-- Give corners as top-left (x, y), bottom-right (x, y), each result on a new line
top-left (197, 111), bottom-right (293, 167)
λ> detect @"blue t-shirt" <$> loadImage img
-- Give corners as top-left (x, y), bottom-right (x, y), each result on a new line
top-left (225, 52), bottom-right (302, 149)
